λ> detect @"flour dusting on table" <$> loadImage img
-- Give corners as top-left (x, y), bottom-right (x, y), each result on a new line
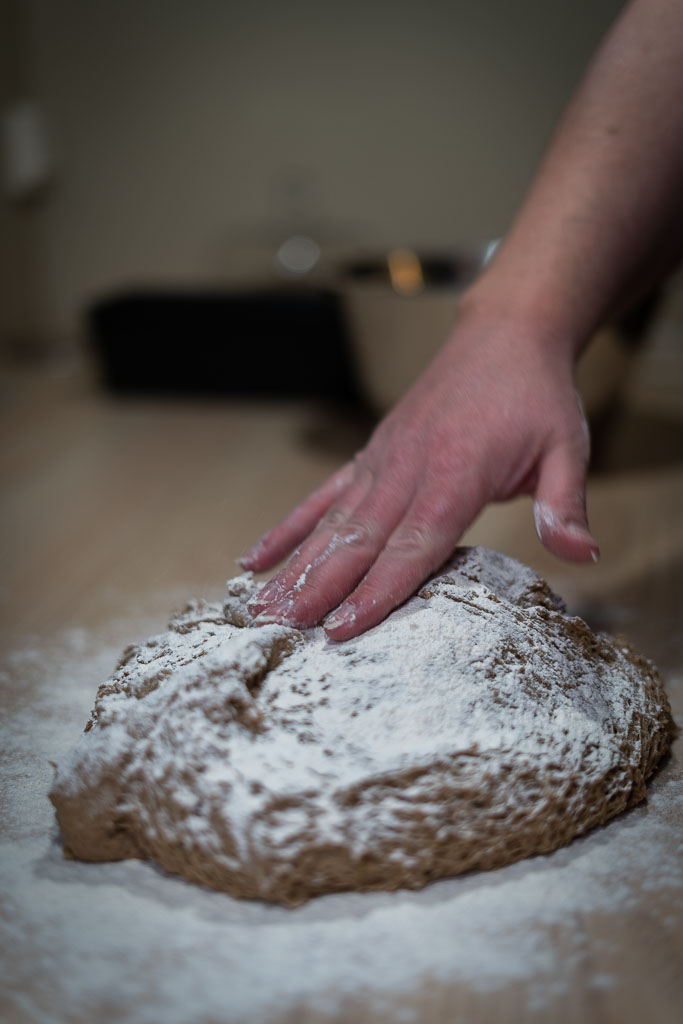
top-left (1, 570), bottom-right (681, 1024)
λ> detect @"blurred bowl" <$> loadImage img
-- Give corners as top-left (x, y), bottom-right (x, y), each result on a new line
top-left (341, 250), bottom-right (641, 420)
top-left (341, 249), bottom-right (475, 413)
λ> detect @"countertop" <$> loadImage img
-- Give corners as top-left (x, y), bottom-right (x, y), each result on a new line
top-left (1, 365), bottom-right (681, 1024)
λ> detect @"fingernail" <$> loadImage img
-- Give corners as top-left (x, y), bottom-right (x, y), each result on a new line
top-left (239, 538), bottom-right (267, 569)
top-left (253, 599), bottom-right (296, 627)
top-left (324, 605), bottom-right (356, 632)
top-left (563, 521), bottom-right (599, 552)
top-left (562, 521), bottom-right (600, 560)
top-left (535, 503), bottom-right (594, 542)
top-left (563, 520), bottom-right (591, 539)
top-left (248, 579), bottom-right (284, 610)
top-left (323, 615), bottom-right (345, 631)
top-left (253, 612), bottom-right (281, 625)
top-left (238, 549), bottom-right (257, 569)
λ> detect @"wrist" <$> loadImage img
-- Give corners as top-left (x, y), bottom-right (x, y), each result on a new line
top-left (458, 261), bottom-right (593, 365)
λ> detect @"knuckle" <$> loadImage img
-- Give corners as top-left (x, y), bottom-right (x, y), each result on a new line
top-left (334, 460), bottom-right (357, 491)
top-left (354, 462), bottom-right (377, 492)
top-left (335, 519), bottom-right (378, 552)
top-left (386, 522), bottom-right (433, 556)
top-left (553, 407), bottom-right (591, 463)
top-left (550, 433), bottom-right (590, 477)
top-left (418, 490), bottom-right (457, 529)
top-left (318, 507), bottom-right (349, 532)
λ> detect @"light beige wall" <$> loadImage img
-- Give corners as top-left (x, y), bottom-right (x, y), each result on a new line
top-left (15, 0), bottom-right (626, 350)
top-left (0, 0), bottom-right (47, 355)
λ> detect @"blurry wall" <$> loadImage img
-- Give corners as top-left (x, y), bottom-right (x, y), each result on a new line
top-left (0, 0), bottom-right (48, 355)
top-left (2, 0), bottom-right (626, 354)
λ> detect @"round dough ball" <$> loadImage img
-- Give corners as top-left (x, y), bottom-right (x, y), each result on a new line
top-left (50, 547), bottom-right (672, 904)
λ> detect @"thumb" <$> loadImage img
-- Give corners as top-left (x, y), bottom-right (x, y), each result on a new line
top-left (533, 439), bottom-right (599, 563)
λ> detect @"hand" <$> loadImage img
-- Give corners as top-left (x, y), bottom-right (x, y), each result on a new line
top-left (240, 301), bottom-right (598, 640)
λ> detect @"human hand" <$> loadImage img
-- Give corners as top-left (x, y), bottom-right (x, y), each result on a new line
top-left (240, 301), bottom-right (598, 640)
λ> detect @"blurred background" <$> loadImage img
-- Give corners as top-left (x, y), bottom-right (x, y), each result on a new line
top-left (2, 8), bottom-right (682, 1019)
top-left (1, 0), bottom-right (682, 660)
top-left (0, 0), bottom-right (640, 348)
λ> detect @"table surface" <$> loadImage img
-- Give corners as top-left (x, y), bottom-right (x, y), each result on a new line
top-left (1, 365), bottom-right (682, 1024)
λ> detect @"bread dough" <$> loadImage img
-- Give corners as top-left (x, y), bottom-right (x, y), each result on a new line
top-left (50, 547), bottom-right (673, 905)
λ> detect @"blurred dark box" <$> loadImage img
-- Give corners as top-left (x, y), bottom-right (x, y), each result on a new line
top-left (88, 288), bottom-right (361, 402)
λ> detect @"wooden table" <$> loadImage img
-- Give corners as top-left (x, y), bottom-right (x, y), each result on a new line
top-left (1, 365), bottom-right (681, 1024)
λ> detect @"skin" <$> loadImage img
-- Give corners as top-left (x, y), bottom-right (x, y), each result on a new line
top-left (241, 0), bottom-right (683, 640)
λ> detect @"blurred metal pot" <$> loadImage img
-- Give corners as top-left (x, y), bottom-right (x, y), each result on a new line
top-left (341, 248), bottom-right (648, 421)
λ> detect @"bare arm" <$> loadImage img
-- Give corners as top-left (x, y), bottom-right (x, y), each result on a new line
top-left (241, 0), bottom-right (683, 640)
top-left (479, 0), bottom-right (683, 340)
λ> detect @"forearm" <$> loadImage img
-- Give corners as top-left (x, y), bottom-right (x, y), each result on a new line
top-left (242, 0), bottom-right (683, 636)
top-left (465, 0), bottom-right (683, 353)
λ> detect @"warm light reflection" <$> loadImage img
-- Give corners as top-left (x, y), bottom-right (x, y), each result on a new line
top-left (387, 248), bottom-right (424, 296)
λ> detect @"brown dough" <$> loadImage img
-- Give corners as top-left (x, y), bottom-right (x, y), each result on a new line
top-left (50, 547), bottom-right (673, 904)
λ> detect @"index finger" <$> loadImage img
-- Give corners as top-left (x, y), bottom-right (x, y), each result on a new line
top-left (239, 461), bottom-right (355, 572)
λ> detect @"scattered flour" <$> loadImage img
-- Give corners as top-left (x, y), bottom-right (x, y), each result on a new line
top-left (1, 585), bottom-right (682, 1024)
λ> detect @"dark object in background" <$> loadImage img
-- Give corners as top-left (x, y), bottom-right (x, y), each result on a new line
top-left (88, 288), bottom-right (363, 402)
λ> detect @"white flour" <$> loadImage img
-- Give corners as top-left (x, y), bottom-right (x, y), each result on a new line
top-left (1, 581), bottom-right (682, 1023)
top-left (49, 550), bottom-right (670, 906)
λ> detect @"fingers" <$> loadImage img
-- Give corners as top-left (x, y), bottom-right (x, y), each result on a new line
top-left (248, 469), bottom-right (410, 627)
top-left (239, 461), bottom-right (355, 572)
top-left (323, 488), bottom-right (480, 641)
top-left (533, 438), bottom-right (599, 563)
top-left (246, 463), bottom-right (377, 615)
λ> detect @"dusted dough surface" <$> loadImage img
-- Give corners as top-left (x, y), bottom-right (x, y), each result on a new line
top-left (50, 547), bottom-right (673, 905)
